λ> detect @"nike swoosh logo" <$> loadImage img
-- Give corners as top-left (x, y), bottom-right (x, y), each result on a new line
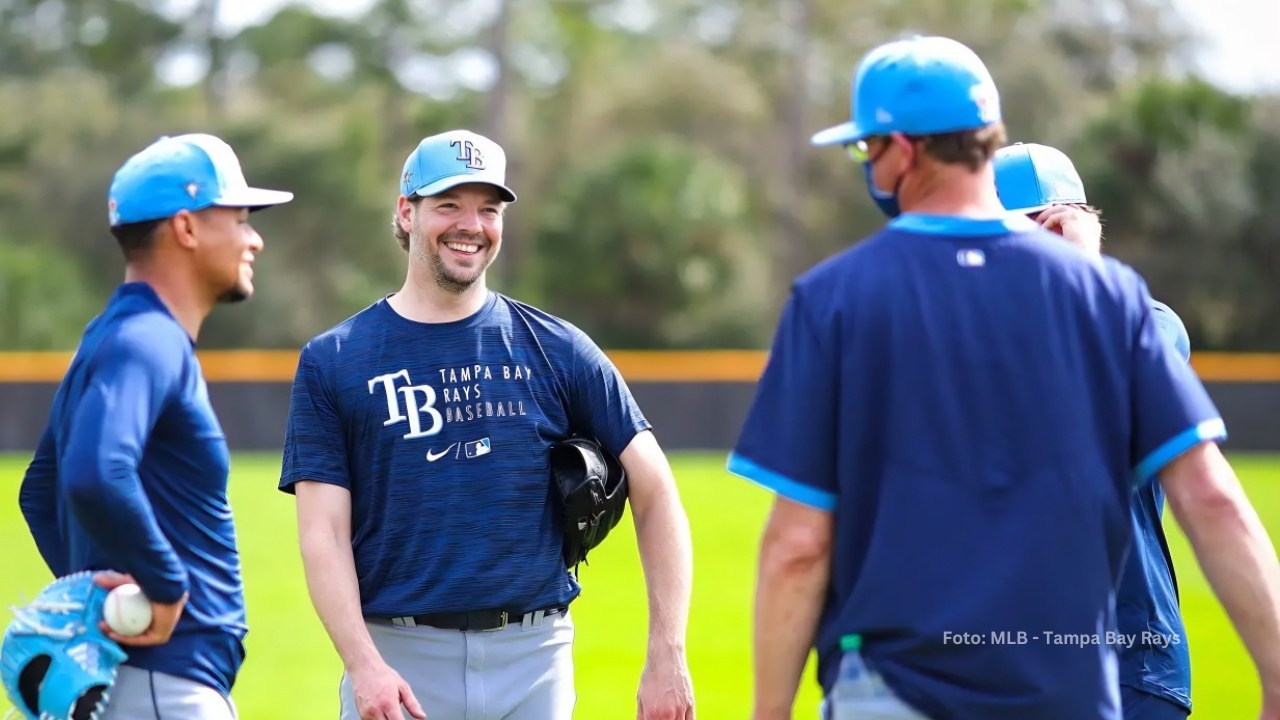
top-left (426, 443), bottom-right (457, 462)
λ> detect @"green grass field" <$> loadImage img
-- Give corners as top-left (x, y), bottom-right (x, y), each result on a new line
top-left (1, 452), bottom-right (1275, 719)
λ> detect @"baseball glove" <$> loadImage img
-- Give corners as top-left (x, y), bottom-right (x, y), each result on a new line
top-left (551, 436), bottom-right (629, 575)
top-left (1, 572), bottom-right (127, 720)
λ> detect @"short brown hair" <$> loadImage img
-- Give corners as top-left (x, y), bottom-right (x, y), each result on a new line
top-left (391, 196), bottom-right (422, 253)
top-left (920, 123), bottom-right (1007, 171)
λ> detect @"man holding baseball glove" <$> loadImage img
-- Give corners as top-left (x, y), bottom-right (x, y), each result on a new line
top-left (7, 133), bottom-right (292, 719)
top-left (279, 129), bottom-right (695, 720)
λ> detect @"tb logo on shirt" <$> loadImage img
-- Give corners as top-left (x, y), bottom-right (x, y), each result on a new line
top-left (367, 369), bottom-right (443, 439)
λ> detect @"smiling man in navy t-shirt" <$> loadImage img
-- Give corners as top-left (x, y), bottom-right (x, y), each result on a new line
top-left (280, 130), bottom-right (695, 720)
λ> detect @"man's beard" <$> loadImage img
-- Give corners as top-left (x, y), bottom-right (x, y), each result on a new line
top-left (418, 230), bottom-right (491, 295)
top-left (217, 280), bottom-right (251, 304)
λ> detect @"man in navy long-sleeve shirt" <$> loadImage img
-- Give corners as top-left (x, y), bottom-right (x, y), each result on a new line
top-left (18, 133), bottom-right (291, 718)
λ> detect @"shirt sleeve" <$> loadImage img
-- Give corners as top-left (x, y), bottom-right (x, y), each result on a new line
top-left (1149, 300), bottom-right (1191, 364)
top-left (567, 331), bottom-right (651, 459)
top-left (60, 326), bottom-right (189, 603)
top-left (280, 345), bottom-right (351, 493)
top-left (727, 290), bottom-right (838, 511)
top-left (1129, 282), bottom-right (1225, 486)
top-left (19, 423), bottom-right (68, 577)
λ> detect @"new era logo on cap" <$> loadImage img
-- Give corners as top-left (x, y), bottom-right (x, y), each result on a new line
top-left (108, 133), bottom-right (293, 226)
top-left (811, 35), bottom-right (1002, 147)
top-left (400, 130), bottom-right (517, 203)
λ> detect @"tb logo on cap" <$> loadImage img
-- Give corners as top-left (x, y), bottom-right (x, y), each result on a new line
top-left (452, 139), bottom-right (485, 170)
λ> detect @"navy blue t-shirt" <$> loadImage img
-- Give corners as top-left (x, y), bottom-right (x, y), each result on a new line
top-left (279, 292), bottom-right (649, 617)
top-left (728, 214), bottom-right (1224, 720)
top-left (1117, 300), bottom-right (1194, 711)
top-left (18, 282), bottom-right (247, 695)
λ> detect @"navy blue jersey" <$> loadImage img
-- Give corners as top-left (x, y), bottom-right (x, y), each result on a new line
top-left (729, 214), bottom-right (1224, 720)
top-left (1116, 300), bottom-right (1194, 712)
top-left (18, 282), bottom-right (246, 695)
top-left (279, 292), bottom-right (648, 617)
top-left (1119, 477), bottom-right (1190, 711)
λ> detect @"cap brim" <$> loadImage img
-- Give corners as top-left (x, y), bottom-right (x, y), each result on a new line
top-left (1007, 202), bottom-right (1052, 215)
top-left (411, 176), bottom-right (517, 203)
top-left (810, 121), bottom-right (864, 147)
top-left (214, 187), bottom-right (295, 211)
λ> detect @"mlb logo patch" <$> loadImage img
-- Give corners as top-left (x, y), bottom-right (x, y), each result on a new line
top-left (956, 248), bottom-right (986, 267)
top-left (464, 438), bottom-right (491, 458)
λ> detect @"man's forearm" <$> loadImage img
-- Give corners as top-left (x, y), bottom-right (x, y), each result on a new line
top-left (633, 486), bottom-right (693, 655)
top-left (753, 536), bottom-right (828, 719)
top-left (1173, 475), bottom-right (1280, 688)
top-left (63, 458), bottom-right (188, 602)
top-left (300, 529), bottom-right (383, 671)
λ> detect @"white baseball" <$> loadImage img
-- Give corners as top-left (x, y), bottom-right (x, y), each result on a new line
top-left (103, 584), bottom-right (152, 636)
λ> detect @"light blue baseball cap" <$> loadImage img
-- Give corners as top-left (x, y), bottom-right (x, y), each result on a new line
top-left (400, 130), bottom-right (516, 203)
top-left (993, 142), bottom-right (1087, 214)
top-left (812, 35), bottom-right (1001, 147)
top-left (108, 134), bottom-right (293, 226)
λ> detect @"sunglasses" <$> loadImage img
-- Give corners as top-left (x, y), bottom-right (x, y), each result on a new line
top-left (845, 140), bottom-right (873, 163)
top-left (845, 135), bottom-right (900, 164)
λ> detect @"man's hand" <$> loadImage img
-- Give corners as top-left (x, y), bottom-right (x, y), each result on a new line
top-left (93, 571), bottom-right (187, 647)
top-left (637, 649), bottom-right (695, 720)
top-left (348, 658), bottom-right (427, 720)
top-left (1036, 204), bottom-right (1102, 256)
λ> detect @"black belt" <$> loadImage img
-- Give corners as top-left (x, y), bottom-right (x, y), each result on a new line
top-left (378, 606), bottom-right (565, 632)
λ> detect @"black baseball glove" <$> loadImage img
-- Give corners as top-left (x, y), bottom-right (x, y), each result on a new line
top-left (550, 436), bottom-right (628, 575)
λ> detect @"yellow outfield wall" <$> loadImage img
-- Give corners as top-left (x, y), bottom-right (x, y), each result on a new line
top-left (1, 350), bottom-right (1279, 384)
top-left (1, 351), bottom-right (1277, 451)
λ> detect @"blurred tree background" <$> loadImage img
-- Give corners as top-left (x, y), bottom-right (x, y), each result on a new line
top-left (0, 0), bottom-right (1276, 351)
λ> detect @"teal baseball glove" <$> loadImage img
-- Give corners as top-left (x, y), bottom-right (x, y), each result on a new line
top-left (1, 572), bottom-right (128, 720)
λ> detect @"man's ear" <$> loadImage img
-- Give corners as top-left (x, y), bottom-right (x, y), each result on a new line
top-left (891, 132), bottom-right (919, 172)
top-left (396, 196), bottom-right (415, 235)
top-left (169, 210), bottom-right (199, 250)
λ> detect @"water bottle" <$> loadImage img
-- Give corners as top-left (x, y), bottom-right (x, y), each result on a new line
top-left (830, 633), bottom-right (891, 701)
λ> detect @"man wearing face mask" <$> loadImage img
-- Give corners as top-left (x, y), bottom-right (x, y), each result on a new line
top-left (995, 141), bottom-right (1194, 720)
top-left (729, 35), bottom-right (1280, 720)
